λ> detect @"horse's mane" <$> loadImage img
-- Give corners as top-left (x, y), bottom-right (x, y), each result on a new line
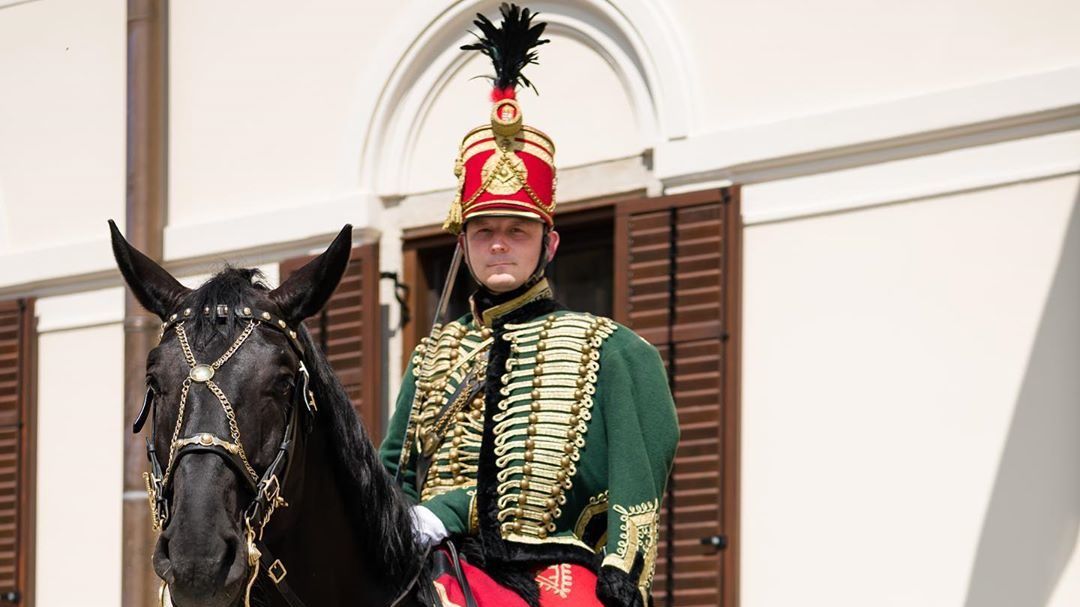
top-left (177, 267), bottom-right (421, 587)
top-left (296, 324), bottom-right (422, 583)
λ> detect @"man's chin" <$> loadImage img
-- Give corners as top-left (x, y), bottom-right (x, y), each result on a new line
top-left (482, 274), bottom-right (525, 293)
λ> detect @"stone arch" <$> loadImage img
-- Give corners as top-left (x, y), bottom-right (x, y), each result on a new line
top-left (357, 0), bottom-right (696, 198)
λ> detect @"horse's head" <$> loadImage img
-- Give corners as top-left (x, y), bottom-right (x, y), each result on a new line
top-left (110, 221), bottom-right (352, 607)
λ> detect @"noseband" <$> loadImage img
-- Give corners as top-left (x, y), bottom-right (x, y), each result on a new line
top-left (134, 304), bottom-right (316, 607)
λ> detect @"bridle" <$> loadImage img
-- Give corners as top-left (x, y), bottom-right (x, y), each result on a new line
top-left (134, 304), bottom-right (316, 607)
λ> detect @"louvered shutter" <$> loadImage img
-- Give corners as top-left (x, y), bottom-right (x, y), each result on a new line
top-left (615, 189), bottom-right (741, 607)
top-left (280, 243), bottom-right (383, 441)
top-left (0, 299), bottom-right (35, 605)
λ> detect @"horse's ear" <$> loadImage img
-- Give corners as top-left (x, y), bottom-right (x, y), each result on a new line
top-left (108, 219), bottom-right (190, 319)
top-left (270, 225), bottom-right (353, 323)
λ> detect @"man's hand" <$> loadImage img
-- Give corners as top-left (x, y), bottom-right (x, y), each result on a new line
top-left (410, 505), bottom-right (449, 547)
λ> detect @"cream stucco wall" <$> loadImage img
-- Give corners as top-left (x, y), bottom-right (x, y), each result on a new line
top-left (670, 0), bottom-right (1080, 133)
top-left (0, 0), bottom-right (124, 265)
top-left (741, 174), bottom-right (1080, 606)
top-left (35, 288), bottom-right (125, 607)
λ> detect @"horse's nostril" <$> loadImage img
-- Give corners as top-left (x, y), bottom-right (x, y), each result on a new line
top-left (152, 536), bottom-right (174, 584)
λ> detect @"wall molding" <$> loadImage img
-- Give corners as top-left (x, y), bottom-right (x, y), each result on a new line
top-left (741, 130), bottom-right (1080, 226)
top-left (0, 223), bottom-right (379, 300)
top-left (353, 0), bottom-right (695, 200)
top-left (657, 66), bottom-right (1080, 190)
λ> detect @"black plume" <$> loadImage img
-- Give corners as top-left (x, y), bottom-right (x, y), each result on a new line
top-left (461, 3), bottom-right (550, 93)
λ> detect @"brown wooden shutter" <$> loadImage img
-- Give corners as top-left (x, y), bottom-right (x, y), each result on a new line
top-left (280, 243), bottom-right (383, 441)
top-left (615, 189), bottom-right (742, 607)
top-left (0, 299), bottom-right (36, 605)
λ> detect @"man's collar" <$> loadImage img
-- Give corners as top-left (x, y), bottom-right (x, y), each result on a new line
top-left (470, 278), bottom-right (553, 328)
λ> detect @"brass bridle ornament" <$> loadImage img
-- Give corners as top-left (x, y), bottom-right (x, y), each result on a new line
top-left (134, 304), bottom-right (317, 607)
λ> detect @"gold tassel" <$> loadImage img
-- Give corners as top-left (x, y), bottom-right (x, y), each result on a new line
top-left (443, 195), bottom-right (463, 234)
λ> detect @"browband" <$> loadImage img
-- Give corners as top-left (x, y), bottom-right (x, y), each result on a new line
top-left (159, 303), bottom-right (306, 356)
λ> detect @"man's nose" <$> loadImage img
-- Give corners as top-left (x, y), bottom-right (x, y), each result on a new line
top-left (490, 238), bottom-right (508, 253)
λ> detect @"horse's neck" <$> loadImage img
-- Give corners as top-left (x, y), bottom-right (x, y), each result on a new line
top-left (266, 426), bottom-right (397, 607)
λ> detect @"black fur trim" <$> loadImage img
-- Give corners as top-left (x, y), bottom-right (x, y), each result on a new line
top-left (474, 296), bottom-right (573, 607)
top-left (597, 554), bottom-right (646, 607)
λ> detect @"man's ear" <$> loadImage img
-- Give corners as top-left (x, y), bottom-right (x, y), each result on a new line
top-left (545, 229), bottom-right (560, 262)
top-left (269, 225), bottom-right (352, 323)
top-left (108, 219), bottom-right (190, 319)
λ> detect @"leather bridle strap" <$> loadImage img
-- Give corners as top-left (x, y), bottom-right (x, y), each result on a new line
top-left (253, 539), bottom-right (308, 607)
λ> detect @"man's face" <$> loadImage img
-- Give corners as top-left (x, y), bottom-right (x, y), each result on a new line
top-left (463, 216), bottom-right (557, 293)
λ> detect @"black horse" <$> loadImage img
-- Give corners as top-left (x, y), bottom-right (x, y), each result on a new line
top-left (110, 222), bottom-right (430, 607)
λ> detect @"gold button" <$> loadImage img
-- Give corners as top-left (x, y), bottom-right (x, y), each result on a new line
top-left (525, 439), bottom-right (535, 450)
top-left (545, 498), bottom-right (556, 509)
top-left (574, 390), bottom-right (584, 400)
top-left (563, 443), bottom-right (574, 454)
top-left (530, 402), bottom-right (540, 412)
top-left (523, 464), bottom-right (532, 475)
top-left (542, 513), bottom-right (552, 523)
top-left (455, 412), bottom-right (465, 422)
top-left (528, 413), bottom-right (538, 424)
top-left (539, 330), bottom-right (549, 339)
top-left (525, 451), bottom-right (534, 462)
top-left (531, 389), bottom-right (541, 400)
top-left (571, 404), bottom-right (581, 415)
top-left (514, 522), bottom-right (523, 533)
top-left (576, 378), bottom-right (586, 388)
top-left (454, 475), bottom-right (466, 484)
top-left (536, 353), bottom-right (545, 364)
top-left (533, 366), bottom-right (543, 376)
top-left (515, 507), bottom-right (524, 518)
top-left (520, 479), bottom-right (530, 490)
top-left (567, 429), bottom-right (577, 440)
top-left (527, 426), bottom-right (537, 436)
top-left (532, 377), bottom-right (542, 388)
top-left (580, 354), bottom-right (590, 363)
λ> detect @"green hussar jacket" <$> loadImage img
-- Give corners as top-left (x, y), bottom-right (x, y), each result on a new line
top-left (379, 279), bottom-right (679, 607)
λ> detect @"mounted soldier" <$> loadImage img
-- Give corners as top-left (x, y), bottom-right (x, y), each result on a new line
top-left (379, 4), bottom-right (680, 606)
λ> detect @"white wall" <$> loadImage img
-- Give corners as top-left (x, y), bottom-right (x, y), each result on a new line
top-left (670, 0), bottom-right (1080, 133)
top-left (741, 173), bottom-right (1080, 606)
top-left (0, 0), bottom-right (124, 268)
top-left (35, 288), bottom-right (124, 607)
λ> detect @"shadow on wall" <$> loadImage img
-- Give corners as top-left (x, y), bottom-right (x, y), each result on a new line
top-left (963, 188), bottom-right (1080, 607)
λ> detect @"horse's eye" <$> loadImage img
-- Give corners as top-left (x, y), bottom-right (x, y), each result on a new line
top-left (273, 376), bottom-right (295, 397)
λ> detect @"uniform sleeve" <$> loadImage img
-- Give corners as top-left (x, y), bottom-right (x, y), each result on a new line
top-left (379, 359), bottom-right (477, 535)
top-left (595, 334), bottom-right (680, 607)
top-left (379, 362), bottom-right (420, 502)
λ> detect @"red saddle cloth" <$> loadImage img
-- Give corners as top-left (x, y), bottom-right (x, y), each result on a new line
top-left (432, 551), bottom-right (602, 607)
